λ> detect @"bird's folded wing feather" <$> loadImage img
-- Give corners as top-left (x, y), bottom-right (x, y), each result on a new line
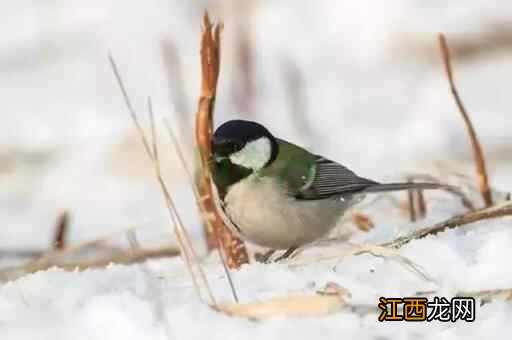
top-left (296, 156), bottom-right (379, 200)
top-left (261, 139), bottom-right (378, 200)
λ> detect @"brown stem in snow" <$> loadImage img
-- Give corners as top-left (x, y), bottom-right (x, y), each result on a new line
top-left (438, 34), bottom-right (493, 207)
top-left (195, 11), bottom-right (249, 269)
top-left (382, 201), bottom-right (512, 248)
top-left (53, 211), bottom-right (69, 250)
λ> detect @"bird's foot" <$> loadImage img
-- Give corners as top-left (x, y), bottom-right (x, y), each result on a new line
top-left (274, 246), bottom-right (298, 262)
top-left (254, 249), bottom-right (276, 263)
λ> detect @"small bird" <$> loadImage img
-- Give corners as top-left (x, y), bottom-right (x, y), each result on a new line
top-left (209, 119), bottom-right (443, 259)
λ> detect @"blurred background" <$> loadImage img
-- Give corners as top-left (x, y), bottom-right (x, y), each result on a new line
top-left (1, 1), bottom-right (511, 259)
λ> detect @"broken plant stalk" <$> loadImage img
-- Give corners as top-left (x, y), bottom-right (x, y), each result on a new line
top-left (53, 211), bottom-right (69, 250)
top-left (382, 201), bottom-right (512, 248)
top-left (108, 55), bottom-right (216, 306)
top-left (195, 11), bottom-right (249, 269)
top-left (438, 34), bottom-right (493, 207)
top-left (163, 118), bottom-right (240, 303)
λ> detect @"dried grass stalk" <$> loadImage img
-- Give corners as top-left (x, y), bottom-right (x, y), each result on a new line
top-left (438, 34), bottom-right (493, 207)
top-left (406, 179), bottom-right (428, 222)
top-left (164, 119), bottom-right (240, 302)
top-left (407, 184), bottom-right (417, 223)
top-left (459, 288), bottom-right (512, 304)
top-left (383, 201), bottom-right (512, 248)
top-left (109, 56), bottom-right (215, 305)
top-left (53, 211), bottom-right (69, 250)
top-left (195, 11), bottom-right (249, 268)
top-left (0, 246), bottom-right (179, 282)
top-left (417, 189), bottom-right (427, 218)
top-left (215, 292), bottom-right (347, 319)
top-left (407, 173), bottom-right (476, 211)
top-left (0, 224), bottom-right (181, 282)
top-left (288, 244), bottom-right (434, 283)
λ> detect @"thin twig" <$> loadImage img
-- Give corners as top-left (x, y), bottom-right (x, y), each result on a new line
top-left (0, 246), bottom-right (180, 282)
top-left (147, 91), bottom-right (216, 307)
top-left (0, 249), bottom-right (45, 258)
top-left (287, 243), bottom-right (435, 284)
top-left (382, 201), bottom-right (512, 248)
top-left (407, 173), bottom-right (476, 211)
top-left (0, 224), bottom-right (180, 281)
top-left (108, 54), bottom-right (153, 159)
top-left (417, 189), bottom-right (427, 218)
top-left (458, 288), bottom-right (512, 304)
top-left (0, 224), bottom-right (151, 272)
top-left (163, 119), bottom-right (239, 302)
top-left (53, 211), bottom-right (69, 250)
top-left (407, 179), bottom-right (417, 222)
top-left (109, 54), bottom-right (216, 306)
top-left (148, 97), bottom-right (158, 162)
top-left (406, 177), bottom-right (427, 221)
top-left (438, 34), bottom-right (493, 207)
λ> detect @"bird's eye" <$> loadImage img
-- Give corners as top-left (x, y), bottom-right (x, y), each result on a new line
top-left (212, 138), bottom-right (243, 156)
top-left (226, 141), bottom-right (242, 152)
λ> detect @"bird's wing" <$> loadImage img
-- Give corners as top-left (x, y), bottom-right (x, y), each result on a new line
top-left (295, 156), bottom-right (379, 200)
top-left (259, 139), bottom-right (317, 193)
top-left (260, 140), bottom-right (378, 200)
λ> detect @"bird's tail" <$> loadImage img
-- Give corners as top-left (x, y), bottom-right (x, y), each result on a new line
top-left (363, 182), bottom-right (446, 193)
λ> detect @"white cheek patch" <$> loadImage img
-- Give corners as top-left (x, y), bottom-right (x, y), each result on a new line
top-left (229, 137), bottom-right (272, 170)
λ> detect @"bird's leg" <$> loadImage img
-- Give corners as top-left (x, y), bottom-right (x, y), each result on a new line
top-left (254, 249), bottom-right (276, 263)
top-left (274, 246), bottom-right (298, 262)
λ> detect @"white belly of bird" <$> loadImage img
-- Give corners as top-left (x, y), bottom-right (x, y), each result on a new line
top-left (223, 175), bottom-right (351, 249)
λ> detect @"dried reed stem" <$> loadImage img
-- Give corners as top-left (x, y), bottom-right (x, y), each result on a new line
top-left (164, 119), bottom-right (240, 302)
top-left (108, 55), bottom-right (216, 306)
top-left (407, 173), bottom-right (476, 211)
top-left (289, 244), bottom-right (434, 283)
top-left (0, 246), bottom-right (179, 282)
top-left (459, 288), bottom-right (512, 304)
top-left (53, 211), bottom-right (69, 250)
top-left (407, 183), bottom-right (417, 223)
top-left (195, 11), bottom-right (249, 269)
top-left (382, 201), bottom-right (512, 248)
top-left (216, 292), bottom-right (347, 319)
top-left (417, 189), bottom-right (427, 218)
top-left (406, 178), bottom-right (427, 221)
top-left (438, 34), bottom-right (493, 207)
top-left (0, 224), bottom-right (179, 281)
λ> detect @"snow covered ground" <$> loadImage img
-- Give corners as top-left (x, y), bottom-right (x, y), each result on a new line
top-left (1, 1), bottom-right (512, 339)
top-left (2, 207), bottom-right (512, 340)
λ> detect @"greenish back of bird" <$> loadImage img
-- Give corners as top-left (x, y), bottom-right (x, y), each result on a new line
top-left (258, 139), bottom-right (316, 194)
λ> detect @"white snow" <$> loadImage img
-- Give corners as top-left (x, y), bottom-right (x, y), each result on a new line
top-left (1, 1), bottom-right (512, 339)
